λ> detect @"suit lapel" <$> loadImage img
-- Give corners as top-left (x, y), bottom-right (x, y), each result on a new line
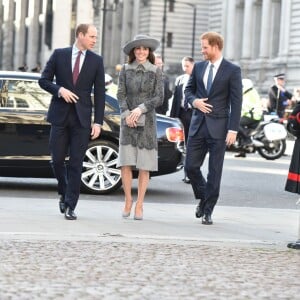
top-left (211, 59), bottom-right (227, 91)
top-left (77, 50), bottom-right (90, 84)
top-left (66, 48), bottom-right (73, 81)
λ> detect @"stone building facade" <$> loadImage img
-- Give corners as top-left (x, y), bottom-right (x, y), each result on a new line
top-left (0, 0), bottom-right (299, 95)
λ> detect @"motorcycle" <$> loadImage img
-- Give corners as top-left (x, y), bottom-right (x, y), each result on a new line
top-left (228, 114), bottom-right (287, 160)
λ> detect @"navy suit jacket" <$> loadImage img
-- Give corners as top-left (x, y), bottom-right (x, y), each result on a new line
top-left (170, 75), bottom-right (184, 118)
top-left (39, 47), bottom-right (105, 128)
top-left (185, 59), bottom-right (242, 139)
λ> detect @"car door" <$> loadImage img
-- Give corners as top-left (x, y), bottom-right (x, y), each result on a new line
top-left (0, 77), bottom-right (51, 169)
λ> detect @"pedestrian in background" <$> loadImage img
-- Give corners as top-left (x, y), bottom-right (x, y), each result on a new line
top-left (117, 34), bottom-right (163, 220)
top-left (285, 102), bottom-right (300, 249)
top-left (154, 54), bottom-right (172, 115)
top-left (184, 31), bottom-right (242, 225)
top-left (170, 56), bottom-right (195, 183)
top-left (39, 23), bottom-right (105, 220)
top-left (268, 73), bottom-right (293, 118)
top-left (234, 78), bottom-right (263, 158)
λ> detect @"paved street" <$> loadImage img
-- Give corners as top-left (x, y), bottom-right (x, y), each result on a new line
top-left (0, 141), bottom-right (299, 299)
top-left (1, 238), bottom-right (299, 300)
top-left (0, 197), bottom-right (299, 299)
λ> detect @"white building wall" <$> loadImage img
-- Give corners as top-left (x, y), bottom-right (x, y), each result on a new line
top-left (0, 0), bottom-right (300, 95)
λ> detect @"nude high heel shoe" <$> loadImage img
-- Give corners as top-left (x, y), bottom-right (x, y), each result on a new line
top-left (134, 203), bottom-right (143, 220)
top-left (122, 200), bottom-right (133, 218)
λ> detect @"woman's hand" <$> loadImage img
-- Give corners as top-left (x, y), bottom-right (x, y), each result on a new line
top-left (126, 107), bottom-right (143, 127)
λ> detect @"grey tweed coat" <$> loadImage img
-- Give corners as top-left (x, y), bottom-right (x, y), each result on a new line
top-left (117, 60), bottom-right (164, 150)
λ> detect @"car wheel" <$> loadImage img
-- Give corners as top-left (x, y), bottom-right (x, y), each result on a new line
top-left (81, 140), bottom-right (121, 194)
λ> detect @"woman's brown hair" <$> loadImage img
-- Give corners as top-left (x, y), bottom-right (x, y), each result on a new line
top-left (128, 48), bottom-right (155, 64)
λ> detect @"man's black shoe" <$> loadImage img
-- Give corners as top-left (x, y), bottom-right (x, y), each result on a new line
top-left (287, 240), bottom-right (300, 249)
top-left (182, 177), bottom-right (191, 184)
top-left (65, 207), bottom-right (77, 220)
top-left (234, 152), bottom-right (246, 158)
top-left (202, 214), bottom-right (213, 225)
top-left (59, 196), bottom-right (66, 214)
top-left (195, 201), bottom-right (204, 218)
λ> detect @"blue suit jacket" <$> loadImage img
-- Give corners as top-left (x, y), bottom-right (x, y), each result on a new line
top-left (170, 74), bottom-right (184, 118)
top-left (39, 47), bottom-right (105, 128)
top-left (185, 59), bottom-right (242, 139)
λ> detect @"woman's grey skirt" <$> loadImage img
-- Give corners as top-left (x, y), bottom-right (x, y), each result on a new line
top-left (117, 144), bottom-right (158, 171)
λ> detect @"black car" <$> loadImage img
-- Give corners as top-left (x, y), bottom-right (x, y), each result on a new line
top-left (0, 71), bottom-right (184, 194)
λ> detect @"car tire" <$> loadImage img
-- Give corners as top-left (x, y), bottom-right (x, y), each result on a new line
top-left (81, 139), bottom-right (121, 194)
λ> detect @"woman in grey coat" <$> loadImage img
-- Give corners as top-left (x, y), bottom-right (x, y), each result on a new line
top-left (117, 35), bottom-right (164, 220)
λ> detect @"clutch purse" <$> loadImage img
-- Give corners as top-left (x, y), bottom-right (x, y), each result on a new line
top-left (136, 114), bottom-right (145, 127)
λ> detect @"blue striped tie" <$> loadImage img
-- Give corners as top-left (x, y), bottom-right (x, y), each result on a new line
top-left (206, 64), bottom-right (214, 93)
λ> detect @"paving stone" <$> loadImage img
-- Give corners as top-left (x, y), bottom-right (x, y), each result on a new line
top-left (0, 239), bottom-right (299, 299)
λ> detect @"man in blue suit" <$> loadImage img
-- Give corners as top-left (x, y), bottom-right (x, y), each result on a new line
top-left (185, 32), bottom-right (242, 225)
top-left (39, 24), bottom-right (105, 220)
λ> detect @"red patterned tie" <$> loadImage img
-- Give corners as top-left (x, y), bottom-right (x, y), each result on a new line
top-left (72, 51), bottom-right (82, 85)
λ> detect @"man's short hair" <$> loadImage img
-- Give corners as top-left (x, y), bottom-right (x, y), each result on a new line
top-left (75, 24), bottom-right (93, 37)
top-left (200, 32), bottom-right (224, 50)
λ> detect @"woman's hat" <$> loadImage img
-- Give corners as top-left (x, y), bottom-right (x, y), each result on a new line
top-left (123, 34), bottom-right (160, 55)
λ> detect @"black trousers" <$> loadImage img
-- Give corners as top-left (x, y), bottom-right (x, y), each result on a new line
top-left (179, 108), bottom-right (193, 178)
top-left (49, 106), bottom-right (90, 210)
top-left (179, 108), bottom-right (192, 143)
top-left (185, 119), bottom-right (226, 215)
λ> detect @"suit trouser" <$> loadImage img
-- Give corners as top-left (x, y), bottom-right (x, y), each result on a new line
top-left (49, 106), bottom-right (90, 210)
top-left (179, 108), bottom-right (192, 143)
top-left (179, 108), bottom-right (193, 178)
top-left (185, 120), bottom-right (226, 215)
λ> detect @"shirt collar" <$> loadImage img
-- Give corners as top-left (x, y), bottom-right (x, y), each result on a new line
top-left (72, 45), bottom-right (87, 56)
top-left (209, 56), bottom-right (223, 70)
top-left (132, 59), bottom-right (151, 69)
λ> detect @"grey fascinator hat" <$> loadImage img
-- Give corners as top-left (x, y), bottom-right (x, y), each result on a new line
top-left (122, 34), bottom-right (160, 55)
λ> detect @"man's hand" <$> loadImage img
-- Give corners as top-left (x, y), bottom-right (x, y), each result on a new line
top-left (226, 131), bottom-right (237, 146)
top-left (59, 87), bottom-right (79, 103)
top-left (193, 98), bottom-right (213, 113)
top-left (91, 124), bottom-right (101, 140)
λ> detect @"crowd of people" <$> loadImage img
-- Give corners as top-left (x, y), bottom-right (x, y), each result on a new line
top-left (38, 23), bottom-right (299, 249)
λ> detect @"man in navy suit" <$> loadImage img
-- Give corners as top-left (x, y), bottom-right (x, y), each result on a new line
top-left (185, 32), bottom-right (242, 225)
top-left (39, 24), bottom-right (105, 220)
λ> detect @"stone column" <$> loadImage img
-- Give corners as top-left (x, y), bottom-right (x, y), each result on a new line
top-left (0, 4), bottom-right (2, 69)
top-left (109, 6), bottom-right (122, 69)
top-left (26, 0), bottom-right (40, 71)
top-left (52, 0), bottom-right (72, 49)
top-left (224, 0), bottom-right (236, 60)
top-left (278, 0), bottom-right (291, 59)
top-left (132, 0), bottom-right (140, 35)
top-left (2, 0), bottom-right (14, 70)
top-left (13, 1), bottom-right (26, 70)
top-left (259, 0), bottom-right (271, 58)
top-left (77, 0), bottom-right (93, 24)
top-left (241, 0), bottom-right (255, 60)
top-left (119, 0), bottom-right (134, 64)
